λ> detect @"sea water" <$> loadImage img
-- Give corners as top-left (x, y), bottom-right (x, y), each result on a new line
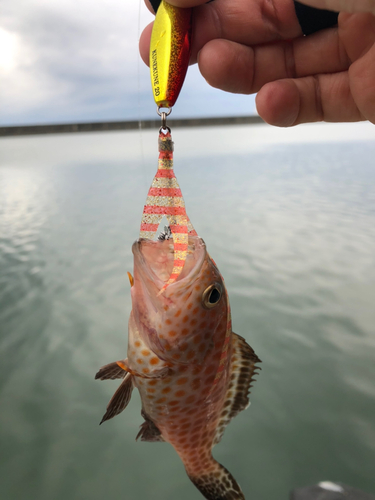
top-left (1, 122), bottom-right (375, 500)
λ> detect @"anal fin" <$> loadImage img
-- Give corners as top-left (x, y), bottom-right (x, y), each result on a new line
top-left (136, 409), bottom-right (164, 442)
top-left (99, 373), bottom-right (133, 425)
top-left (213, 333), bottom-right (261, 445)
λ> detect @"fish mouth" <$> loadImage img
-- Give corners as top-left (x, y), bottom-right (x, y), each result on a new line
top-left (132, 235), bottom-right (207, 291)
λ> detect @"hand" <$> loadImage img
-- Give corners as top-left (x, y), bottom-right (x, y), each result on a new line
top-left (139, 0), bottom-right (375, 127)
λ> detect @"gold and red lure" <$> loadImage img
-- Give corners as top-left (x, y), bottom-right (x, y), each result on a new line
top-left (140, 0), bottom-right (195, 290)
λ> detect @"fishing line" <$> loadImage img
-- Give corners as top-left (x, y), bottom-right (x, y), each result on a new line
top-left (137, 0), bottom-right (149, 193)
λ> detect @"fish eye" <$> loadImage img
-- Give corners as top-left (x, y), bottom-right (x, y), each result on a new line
top-left (202, 283), bottom-right (223, 309)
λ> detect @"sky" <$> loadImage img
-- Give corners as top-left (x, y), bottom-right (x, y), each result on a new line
top-left (0, 0), bottom-right (257, 126)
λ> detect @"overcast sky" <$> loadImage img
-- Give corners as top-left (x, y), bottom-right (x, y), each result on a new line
top-left (0, 0), bottom-right (257, 126)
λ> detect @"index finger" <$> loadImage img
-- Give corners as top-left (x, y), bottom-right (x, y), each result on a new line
top-left (140, 0), bottom-right (302, 65)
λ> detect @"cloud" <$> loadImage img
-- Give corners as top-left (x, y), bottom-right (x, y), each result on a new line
top-left (0, 0), bottom-right (256, 126)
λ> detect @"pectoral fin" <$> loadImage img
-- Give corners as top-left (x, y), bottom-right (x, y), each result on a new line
top-left (99, 373), bottom-right (133, 425)
top-left (95, 360), bottom-right (128, 380)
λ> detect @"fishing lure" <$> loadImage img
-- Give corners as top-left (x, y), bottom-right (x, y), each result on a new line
top-left (149, 0), bottom-right (192, 108)
top-left (140, 130), bottom-right (197, 290)
top-left (142, 0), bottom-right (193, 288)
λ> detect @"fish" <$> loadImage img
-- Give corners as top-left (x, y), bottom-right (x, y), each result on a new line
top-left (95, 132), bottom-right (261, 500)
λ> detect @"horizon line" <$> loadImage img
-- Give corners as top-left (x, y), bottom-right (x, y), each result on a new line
top-left (0, 115), bottom-right (264, 137)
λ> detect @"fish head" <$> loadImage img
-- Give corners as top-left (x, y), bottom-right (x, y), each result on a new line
top-left (131, 236), bottom-right (228, 364)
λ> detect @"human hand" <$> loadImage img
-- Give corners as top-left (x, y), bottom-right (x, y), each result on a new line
top-left (139, 0), bottom-right (375, 127)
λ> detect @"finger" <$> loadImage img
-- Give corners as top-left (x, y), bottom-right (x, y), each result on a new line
top-left (349, 41), bottom-right (375, 122)
top-left (190, 0), bottom-right (301, 64)
top-left (296, 0), bottom-right (375, 15)
top-left (197, 27), bottom-right (350, 94)
top-left (139, 22), bottom-right (154, 66)
top-left (144, 0), bottom-right (156, 14)
top-left (140, 0), bottom-right (303, 66)
top-left (255, 72), bottom-right (364, 126)
top-left (167, 0), bottom-right (208, 6)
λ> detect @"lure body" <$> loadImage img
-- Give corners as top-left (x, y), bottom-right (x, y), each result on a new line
top-left (140, 131), bottom-right (196, 288)
top-left (150, 0), bottom-right (192, 108)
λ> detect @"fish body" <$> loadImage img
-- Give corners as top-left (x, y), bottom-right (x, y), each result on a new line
top-left (96, 236), bottom-right (260, 499)
top-left (96, 133), bottom-right (260, 499)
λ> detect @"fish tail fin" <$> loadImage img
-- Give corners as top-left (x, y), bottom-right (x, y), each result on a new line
top-left (187, 458), bottom-right (244, 500)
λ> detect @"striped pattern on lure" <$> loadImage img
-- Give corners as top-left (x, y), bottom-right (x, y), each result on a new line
top-left (140, 131), bottom-right (197, 289)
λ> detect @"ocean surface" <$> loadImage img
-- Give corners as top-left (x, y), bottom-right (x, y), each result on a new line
top-left (1, 122), bottom-right (375, 500)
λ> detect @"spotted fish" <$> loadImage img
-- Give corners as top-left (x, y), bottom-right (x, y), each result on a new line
top-left (95, 133), bottom-right (260, 499)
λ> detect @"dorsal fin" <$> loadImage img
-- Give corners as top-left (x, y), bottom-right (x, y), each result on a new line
top-left (213, 333), bottom-right (261, 446)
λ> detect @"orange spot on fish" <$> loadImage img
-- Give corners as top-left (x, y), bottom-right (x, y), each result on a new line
top-left (150, 357), bottom-right (159, 365)
top-left (142, 368), bottom-right (150, 374)
top-left (182, 328), bottom-right (189, 335)
top-left (193, 335), bottom-right (200, 344)
top-left (187, 303), bottom-right (192, 310)
top-left (169, 400), bottom-right (179, 406)
top-left (179, 342), bottom-right (188, 351)
top-left (148, 380), bottom-right (157, 386)
top-left (190, 318), bottom-right (197, 326)
top-left (141, 349), bottom-right (150, 356)
top-left (172, 353), bottom-right (181, 360)
top-left (192, 307), bottom-right (199, 315)
top-left (164, 305), bottom-right (169, 311)
top-left (156, 397), bottom-right (167, 403)
top-left (182, 315), bottom-right (188, 323)
top-left (168, 330), bottom-right (177, 337)
top-left (186, 351), bottom-right (195, 360)
top-left (137, 358), bottom-right (143, 364)
top-left (175, 390), bottom-right (186, 398)
top-left (195, 285), bottom-right (201, 291)
top-left (185, 395), bottom-right (195, 404)
top-left (200, 321), bottom-right (207, 328)
top-left (166, 319), bottom-right (172, 325)
top-left (177, 377), bottom-right (188, 385)
top-left (200, 311), bottom-right (206, 318)
top-left (147, 388), bottom-right (155, 393)
top-left (134, 341), bottom-right (141, 347)
top-left (162, 387), bottom-right (171, 394)
top-left (175, 310), bottom-right (181, 317)
top-left (192, 365), bottom-right (201, 375)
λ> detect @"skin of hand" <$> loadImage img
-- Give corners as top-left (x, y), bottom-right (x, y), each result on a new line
top-left (139, 0), bottom-right (375, 127)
